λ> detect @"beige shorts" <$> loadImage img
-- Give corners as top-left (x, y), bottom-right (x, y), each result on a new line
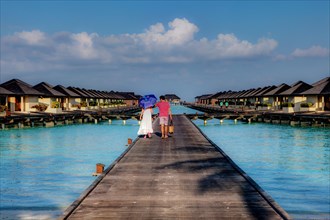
top-left (159, 116), bottom-right (169, 125)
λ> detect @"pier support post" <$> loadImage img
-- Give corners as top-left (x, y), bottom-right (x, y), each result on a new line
top-left (1, 124), bottom-right (4, 130)
top-left (127, 138), bottom-right (132, 145)
top-left (96, 163), bottom-right (105, 174)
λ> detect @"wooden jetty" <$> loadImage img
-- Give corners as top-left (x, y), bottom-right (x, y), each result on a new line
top-left (0, 106), bottom-right (140, 129)
top-left (61, 115), bottom-right (291, 219)
top-left (185, 104), bottom-right (330, 127)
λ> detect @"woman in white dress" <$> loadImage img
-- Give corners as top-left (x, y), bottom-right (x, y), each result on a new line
top-left (137, 107), bottom-right (153, 138)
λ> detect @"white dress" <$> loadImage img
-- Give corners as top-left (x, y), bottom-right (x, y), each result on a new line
top-left (137, 108), bottom-right (153, 135)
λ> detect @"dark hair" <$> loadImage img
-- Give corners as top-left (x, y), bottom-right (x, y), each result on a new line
top-left (160, 95), bottom-right (165, 100)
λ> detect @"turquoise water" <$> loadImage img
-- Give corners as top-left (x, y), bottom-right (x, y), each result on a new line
top-left (194, 118), bottom-right (330, 220)
top-left (0, 105), bottom-right (329, 219)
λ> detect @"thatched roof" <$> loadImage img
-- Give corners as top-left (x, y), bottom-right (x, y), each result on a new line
top-left (0, 79), bottom-right (44, 96)
top-left (205, 92), bottom-right (223, 99)
top-left (238, 89), bottom-right (257, 98)
top-left (263, 83), bottom-right (291, 96)
top-left (117, 92), bottom-right (139, 100)
top-left (218, 91), bottom-right (236, 99)
top-left (0, 86), bottom-right (15, 96)
top-left (53, 85), bottom-right (80, 97)
top-left (101, 91), bottom-right (117, 99)
top-left (254, 86), bottom-right (277, 97)
top-left (246, 87), bottom-right (268, 98)
top-left (196, 94), bottom-right (213, 100)
top-left (67, 87), bottom-right (89, 98)
top-left (109, 91), bottom-right (126, 100)
top-left (81, 89), bottom-right (99, 98)
top-left (311, 77), bottom-right (329, 86)
top-left (300, 80), bottom-right (330, 95)
top-left (165, 94), bottom-right (181, 100)
top-left (91, 90), bottom-right (109, 99)
top-left (280, 81), bottom-right (313, 96)
top-left (225, 90), bottom-right (241, 99)
top-left (33, 82), bottom-right (65, 97)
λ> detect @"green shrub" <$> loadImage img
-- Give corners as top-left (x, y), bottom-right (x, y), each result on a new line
top-left (51, 101), bottom-right (60, 108)
top-left (300, 102), bottom-right (313, 107)
top-left (256, 103), bottom-right (271, 107)
top-left (111, 100), bottom-right (124, 105)
top-left (282, 102), bottom-right (294, 107)
top-left (89, 101), bottom-right (97, 106)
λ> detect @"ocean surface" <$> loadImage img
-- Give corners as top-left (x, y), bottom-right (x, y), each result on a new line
top-left (0, 105), bottom-right (329, 219)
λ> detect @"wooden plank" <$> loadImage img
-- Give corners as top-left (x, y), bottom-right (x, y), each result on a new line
top-left (61, 115), bottom-right (291, 220)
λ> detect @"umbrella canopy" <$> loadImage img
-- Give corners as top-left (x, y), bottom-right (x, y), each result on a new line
top-left (139, 94), bottom-right (157, 109)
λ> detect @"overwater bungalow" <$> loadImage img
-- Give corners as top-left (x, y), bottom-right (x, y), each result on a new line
top-left (53, 85), bottom-right (81, 111)
top-left (0, 79), bottom-right (44, 113)
top-left (197, 94), bottom-right (215, 105)
top-left (194, 76), bottom-right (329, 113)
top-left (108, 91), bottom-right (126, 107)
top-left (0, 86), bottom-right (14, 116)
top-left (300, 77), bottom-right (330, 111)
top-left (279, 81), bottom-right (313, 112)
top-left (33, 82), bottom-right (66, 113)
top-left (236, 89), bottom-right (255, 107)
top-left (262, 83), bottom-right (291, 110)
top-left (244, 87), bottom-right (266, 108)
top-left (253, 86), bottom-right (277, 110)
top-left (88, 90), bottom-right (104, 108)
top-left (67, 87), bottom-right (90, 110)
top-left (117, 92), bottom-right (139, 106)
top-left (165, 94), bottom-right (181, 104)
top-left (0, 78), bottom-right (142, 116)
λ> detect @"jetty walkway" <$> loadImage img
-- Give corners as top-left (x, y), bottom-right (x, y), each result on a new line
top-left (0, 106), bottom-right (140, 129)
top-left (185, 104), bottom-right (330, 127)
top-left (61, 115), bottom-right (290, 219)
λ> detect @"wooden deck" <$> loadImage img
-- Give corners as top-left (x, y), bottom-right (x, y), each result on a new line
top-left (61, 115), bottom-right (291, 219)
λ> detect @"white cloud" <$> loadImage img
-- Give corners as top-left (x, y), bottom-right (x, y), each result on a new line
top-left (138, 18), bottom-right (199, 48)
top-left (15, 30), bottom-right (47, 45)
top-left (1, 18), bottom-right (282, 74)
top-left (212, 34), bottom-right (278, 58)
top-left (69, 32), bottom-right (99, 59)
top-left (291, 46), bottom-right (329, 57)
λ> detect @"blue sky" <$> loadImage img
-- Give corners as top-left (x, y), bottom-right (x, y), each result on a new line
top-left (1, 1), bottom-right (329, 101)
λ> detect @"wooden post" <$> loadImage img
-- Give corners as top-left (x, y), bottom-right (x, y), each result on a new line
top-left (96, 163), bottom-right (105, 174)
top-left (128, 138), bottom-right (133, 145)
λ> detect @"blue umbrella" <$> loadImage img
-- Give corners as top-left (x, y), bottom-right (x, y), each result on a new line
top-left (139, 94), bottom-right (157, 109)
